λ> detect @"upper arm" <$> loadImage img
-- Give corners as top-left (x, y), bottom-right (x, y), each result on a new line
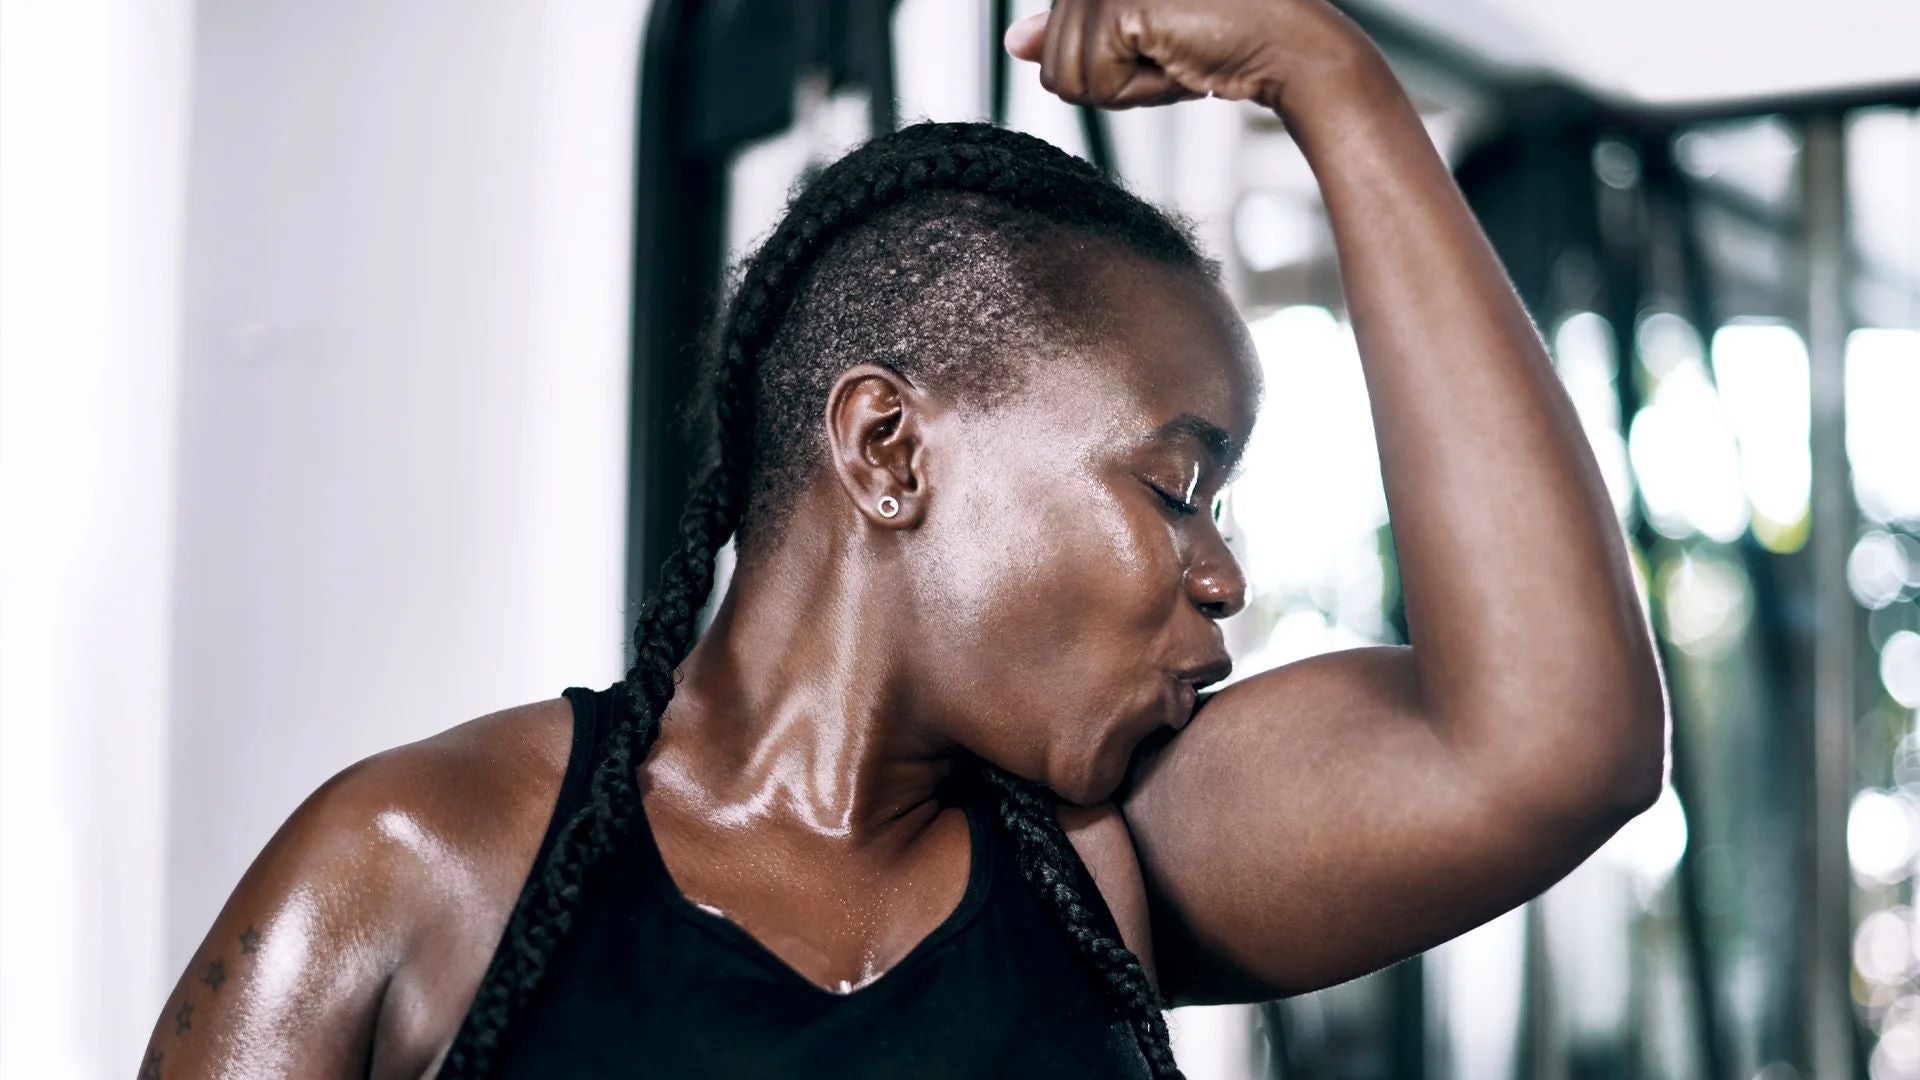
top-left (1119, 645), bottom-right (1651, 1007)
top-left (134, 752), bottom-right (438, 1079)
top-left (1058, 801), bottom-right (1158, 990)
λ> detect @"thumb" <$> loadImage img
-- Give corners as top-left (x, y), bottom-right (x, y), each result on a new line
top-left (1003, 11), bottom-right (1048, 62)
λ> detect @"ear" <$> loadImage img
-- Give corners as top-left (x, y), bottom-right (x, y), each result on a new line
top-left (824, 363), bottom-right (929, 531)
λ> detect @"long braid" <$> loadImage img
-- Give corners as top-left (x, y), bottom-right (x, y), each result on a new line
top-left (442, 122), bottom-right (1203, 1077)
top-left (980, 768), bottom-right (1185, 1079)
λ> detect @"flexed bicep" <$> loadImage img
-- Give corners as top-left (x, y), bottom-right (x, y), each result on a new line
top-left (1119, 646), bottom-right (1648, 1006)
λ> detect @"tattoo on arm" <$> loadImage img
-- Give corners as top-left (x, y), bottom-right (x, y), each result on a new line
top-left (144, 925), bottom-right (268, 1074)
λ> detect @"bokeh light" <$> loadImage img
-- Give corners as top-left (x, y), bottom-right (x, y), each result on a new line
top-left (1236, 306), bottom-right (1387, 602)
top-left (1856, 908), bottom-right (1916, 986)
top-left (1658, 549), bottom-right (1754, 659)
top-left (1553, 312), bottom-right (1634, 522)
top-left (1884, 631), bottom-right (1920, 709)
top-left (1853, 532), bottom-right (1917, 610)
top-left (1851, 789), bottom-right (1920, 885)
top-left (1847, 329), bottom-right (1920, 526)
top-left (1628, 314), bottom-right (1749, 542)
top-left (1872, 1013), bottom-right (1920, 1080)
top-left (1599, 783), bottom-right (1689, 898)
top-left (1711, 322), bottom-right (1811, 551)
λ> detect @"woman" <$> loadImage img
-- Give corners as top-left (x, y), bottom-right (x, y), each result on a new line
top-left (139, 1), bottom-right (1667, 1076)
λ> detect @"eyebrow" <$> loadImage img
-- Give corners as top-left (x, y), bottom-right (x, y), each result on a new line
top-left (1150, 412), bottom-right (1246, 473)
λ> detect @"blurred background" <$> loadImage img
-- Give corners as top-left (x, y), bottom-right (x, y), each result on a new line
top-left (2, 1), bottom-right (1916, 1077)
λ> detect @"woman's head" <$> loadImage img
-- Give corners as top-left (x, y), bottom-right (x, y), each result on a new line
top-left (444, 121), bottom-right (1254, 1079)
top-left (713, 123), bottom-right (1261, 805)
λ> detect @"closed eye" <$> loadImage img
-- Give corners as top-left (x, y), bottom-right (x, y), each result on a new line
top-left (1149, 483), bottom-right (1202, 518)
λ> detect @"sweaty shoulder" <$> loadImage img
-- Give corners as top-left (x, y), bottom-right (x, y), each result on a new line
top-left (135, 694), bottom-right (579, 1080)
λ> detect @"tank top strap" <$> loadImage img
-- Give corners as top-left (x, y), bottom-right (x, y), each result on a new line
top-left (522, 684), bottom-right (613, 879)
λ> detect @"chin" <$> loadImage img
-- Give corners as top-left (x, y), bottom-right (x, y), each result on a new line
top-left (1049, 740), bottom-right (1130, 807)
top-left (1049, 777), bottom-right (1108, 808)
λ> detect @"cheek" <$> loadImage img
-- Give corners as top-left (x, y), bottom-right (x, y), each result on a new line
top-left (931, 474), bottom-right (1185, 688)
top-left (912, 470), bottom-right (1187, 792)
top-left (907, 477), bottom-right (1039, 639)
top-left (1054, 495), bottom-right (1184, 635)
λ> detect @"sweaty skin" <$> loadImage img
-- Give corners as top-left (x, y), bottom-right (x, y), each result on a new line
top-left (137, 2), bottom-right (1668, 1075)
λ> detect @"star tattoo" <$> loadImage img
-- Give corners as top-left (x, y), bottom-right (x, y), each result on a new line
top-left (238, 925), bottom-right (262, 954)
top-left (174, 1000), bottom-right (193, 1035)
top-left (200, 959), bottom-right (226, 992)
top-left (139, 1048), bottom-right (163, 1080)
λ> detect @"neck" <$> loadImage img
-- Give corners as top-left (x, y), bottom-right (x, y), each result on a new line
top-left (646, 527), bottom-right (954, 847)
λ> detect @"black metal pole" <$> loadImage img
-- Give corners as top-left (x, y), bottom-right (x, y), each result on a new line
top-left (626, 0), bottom-right (732, 654)
top-left (990, 0), bottom-right (1011, 125)
top-left (1077, 104), bottom-right (1115, 175)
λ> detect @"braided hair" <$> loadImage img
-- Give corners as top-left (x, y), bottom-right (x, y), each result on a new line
top-left (442, 121), bottom-right (1216, 1079)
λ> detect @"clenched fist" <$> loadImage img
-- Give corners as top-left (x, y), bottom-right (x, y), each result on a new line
top-left (1003, 0), bottom-right (1379, 115)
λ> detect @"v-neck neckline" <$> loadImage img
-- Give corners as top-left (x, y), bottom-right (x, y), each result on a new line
top-left (625, 792), bottom-right (994, 1000)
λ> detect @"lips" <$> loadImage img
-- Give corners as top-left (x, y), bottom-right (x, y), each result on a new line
top-left (1163, 655), bottom-right (1228, 731)
top-left (1175, 655), bottom-right (1233, 690)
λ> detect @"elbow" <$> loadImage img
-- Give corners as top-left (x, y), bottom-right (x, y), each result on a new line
top-left (1575, 571), bottom-right (1675, 821)
top-left (1610, 731), bottom-right (1667, 821)
top-left (1601, 665), bottom-right (1672, 822)
top-left (1519, 698), bottom-right (1668, 853)
top-left (1627, 607), bottom-right (1674, 799)
top-left (1518, 665), bottom-right (1671, 832)
top-left (1569, 617), bottom-right (1671, 822)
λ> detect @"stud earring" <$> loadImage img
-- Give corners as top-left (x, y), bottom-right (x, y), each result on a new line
top-left (877, 495), bottom-right (901, 519)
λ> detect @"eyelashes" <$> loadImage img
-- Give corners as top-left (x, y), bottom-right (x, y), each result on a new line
top-left (1148, 482), bottom-right (1229, 527)
top-left (1150, 484), bottom-right (1202, 518)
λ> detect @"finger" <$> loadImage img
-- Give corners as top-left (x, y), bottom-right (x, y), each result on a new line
top-left (1079, 0), bottom-right (1112, 104)
top-left (1048, 0), bottom-right (1089, 103)
top-left (1083, 3), bottom-right (1138, 104)
top-left (1039, 2), bottom-right (1063, 96)
top-left (1003, 11), bottom-right (1047, 62)
top-left (1104, 66), bottom-right (1199, 109)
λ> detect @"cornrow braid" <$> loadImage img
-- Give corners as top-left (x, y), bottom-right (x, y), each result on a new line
top-left (441, 121), bottom-right (1208, 1078)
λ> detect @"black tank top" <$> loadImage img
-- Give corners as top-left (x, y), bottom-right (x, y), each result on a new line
top-left (482, 683), bottom-right (1153, 1078)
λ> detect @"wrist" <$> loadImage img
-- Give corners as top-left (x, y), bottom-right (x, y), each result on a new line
top-left (1255, 5), bottom-right (1402, 127)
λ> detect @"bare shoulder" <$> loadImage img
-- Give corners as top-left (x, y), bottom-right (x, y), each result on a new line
top-left (1059, 800), bottom-right (1158, 990)
top-left (136, 694), bottom-right (580, 1080)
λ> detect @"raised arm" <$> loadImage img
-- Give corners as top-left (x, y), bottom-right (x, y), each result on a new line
top-left (1009, 0), bottom-right (1669, 1004)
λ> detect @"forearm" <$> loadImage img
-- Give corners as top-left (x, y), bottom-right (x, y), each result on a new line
top-left (1271, 23), bottom-right (1667, 809)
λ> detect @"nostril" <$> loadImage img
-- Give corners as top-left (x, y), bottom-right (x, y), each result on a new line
top-left (1185, 568), bottom-right (1245, 620)
top-left (1199, 594), bottom-right (1249, 623)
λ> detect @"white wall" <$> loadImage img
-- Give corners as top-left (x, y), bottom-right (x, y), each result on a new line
top-left (0, 0), bottom-right (193, 1074)
top-left (168, 0), bottom-right (645, 966)
top-left (2, 2), bottom-right (647, 1074)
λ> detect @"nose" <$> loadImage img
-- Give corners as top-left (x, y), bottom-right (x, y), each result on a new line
top-left (1183, 540), bottom-right (1247, 621)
